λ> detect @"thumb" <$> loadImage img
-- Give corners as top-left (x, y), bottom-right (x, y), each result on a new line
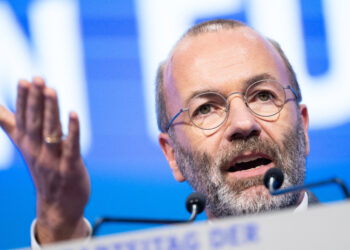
top-left (0, 104), bottom-right (16, 139)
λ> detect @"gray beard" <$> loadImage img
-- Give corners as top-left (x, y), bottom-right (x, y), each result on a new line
top-left (173, 121), bottom-right (306, 218)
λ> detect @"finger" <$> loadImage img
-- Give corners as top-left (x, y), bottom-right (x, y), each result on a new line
top-left (42, 88), bottom-right (62, 154)
top-left (26, 77), bottom-right (45, 144)
top-left (16, 80), bottom-right (30, 133)
top-left (0, 104), bottom-right (16, 138)
top-left (62, 112), bottom-right (80, 163)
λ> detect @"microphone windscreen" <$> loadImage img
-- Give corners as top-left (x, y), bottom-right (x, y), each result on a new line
top-left (263, 168), bottom-right (284, 190)
top-left (186, 192), bottom-right (206, 214)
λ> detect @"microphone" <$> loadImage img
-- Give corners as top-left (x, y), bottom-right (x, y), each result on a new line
top-left (264, 167), bottom-right (350, 199)
top-left (186, 192), bottom-right (206, 222)
top-left (92, 192), bottom-right (206, 236)
top-left (263, 168), bottom-right (284, 192)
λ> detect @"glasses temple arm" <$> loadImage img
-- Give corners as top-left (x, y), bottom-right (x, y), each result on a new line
top-left (167, 109), bottom-right (184, 131)
top-left (286, 86), bottom-right (298, 99)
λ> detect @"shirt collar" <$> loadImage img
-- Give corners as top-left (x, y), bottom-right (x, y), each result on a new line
top-left (293, 191), bottom-right (308, 213)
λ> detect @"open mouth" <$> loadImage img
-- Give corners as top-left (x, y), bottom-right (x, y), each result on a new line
top-left (228, 157), bottom-right (272, 172)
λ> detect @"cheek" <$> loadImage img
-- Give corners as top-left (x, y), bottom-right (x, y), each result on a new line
top-left (176, 125), bottom-right (223, 154)
top-left (189, 126), bottom-right (225, 156)
top-left (259, 105), bottom-right (299, 145)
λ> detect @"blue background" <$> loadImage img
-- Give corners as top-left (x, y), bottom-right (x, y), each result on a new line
top-left (0, 0), bottom-right (349, 248)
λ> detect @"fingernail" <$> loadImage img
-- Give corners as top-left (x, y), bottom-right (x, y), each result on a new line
top-left (32, 76), bottom-right (45, 87)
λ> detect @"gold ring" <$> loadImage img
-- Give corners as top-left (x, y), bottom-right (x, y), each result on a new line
top-left (43, 135), bottom-right (62, 144)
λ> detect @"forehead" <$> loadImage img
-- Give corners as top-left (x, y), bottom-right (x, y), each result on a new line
top-left (164, 27), bottom-right (289, 111)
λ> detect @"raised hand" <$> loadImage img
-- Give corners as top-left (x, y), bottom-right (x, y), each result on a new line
top-left (0, 77), bottom-right (91, 244)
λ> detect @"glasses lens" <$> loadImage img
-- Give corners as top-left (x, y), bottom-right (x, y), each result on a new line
top-left (246, 80), bottom-right (286, 117)
top-left (188, 92), bottom-right (227, 129)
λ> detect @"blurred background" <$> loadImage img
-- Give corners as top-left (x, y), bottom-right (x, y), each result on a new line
top-left (0, 0), bottom-right (349, 248)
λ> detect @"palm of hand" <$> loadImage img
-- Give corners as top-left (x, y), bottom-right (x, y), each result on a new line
top-left (0, 77), bottom-right (90, 243)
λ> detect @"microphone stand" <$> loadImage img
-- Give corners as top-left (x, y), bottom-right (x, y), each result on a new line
top-left (92, 193), bottom-right (205, 236)
top-left (264, 168), bottom-right (350, 200)
top-left (269, 177), bottom-right (350, 199)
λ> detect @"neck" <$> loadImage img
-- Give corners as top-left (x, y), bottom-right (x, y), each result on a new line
top-left (205, 208), bottom-right (215, 219)
top-left (296, 190), bottom-right (305, 206)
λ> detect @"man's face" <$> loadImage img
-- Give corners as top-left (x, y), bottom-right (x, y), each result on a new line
top-left (159, 27), bottom-right (310, 217)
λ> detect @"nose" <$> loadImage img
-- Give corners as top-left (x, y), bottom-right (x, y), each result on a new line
top-left (223, 96), bottom-right (261, 141)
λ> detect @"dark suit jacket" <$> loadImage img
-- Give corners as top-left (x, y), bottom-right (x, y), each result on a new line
top-left (306, 190), bottom-right (320, 205)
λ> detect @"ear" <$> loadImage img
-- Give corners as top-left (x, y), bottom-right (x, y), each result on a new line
top-left (158, 132), bottom-right (185, 182)
top-left (299, 104), bottom-right (310, 156)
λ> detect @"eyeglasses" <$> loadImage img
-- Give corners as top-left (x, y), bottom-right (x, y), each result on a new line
top-left (167, 79), bottom-right (298, 131)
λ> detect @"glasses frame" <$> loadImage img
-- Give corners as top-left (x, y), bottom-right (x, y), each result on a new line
top-left (166, 79), bottom-right (298, 131)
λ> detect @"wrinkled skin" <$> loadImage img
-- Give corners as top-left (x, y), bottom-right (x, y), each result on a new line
top-left (0, 77), bottom-right (90, 244)
top-left (158, 27), bottom-right (310, 218)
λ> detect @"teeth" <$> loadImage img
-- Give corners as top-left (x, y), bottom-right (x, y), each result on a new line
top-left (227, 156), bottom-right (272, 173)
top-left (235, 156), bottom-right (260, 164)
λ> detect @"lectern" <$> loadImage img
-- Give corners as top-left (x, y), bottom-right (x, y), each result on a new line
top-left (39, 201), bottom-right (350, 250)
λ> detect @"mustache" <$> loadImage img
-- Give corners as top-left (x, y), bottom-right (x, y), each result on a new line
top-left (215, 136), bottom-right (283, 172)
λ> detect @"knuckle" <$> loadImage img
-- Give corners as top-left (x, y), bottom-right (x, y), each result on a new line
top-left (63, 150), bottom-right (76, 161)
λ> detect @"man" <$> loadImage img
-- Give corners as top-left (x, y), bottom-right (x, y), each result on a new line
top-left (157, 19), bottom-right (312, 218)
top-left (0, 19), bottom-right (313, 245)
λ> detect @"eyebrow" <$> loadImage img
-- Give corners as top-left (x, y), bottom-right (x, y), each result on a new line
top-left (244, 73), bottom-right (277, 87)
top-left (184, 73), bottom-right (277, 104)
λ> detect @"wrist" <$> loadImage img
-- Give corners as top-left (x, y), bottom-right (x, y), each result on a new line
top-left (36, 199), bottom-right (88, 244)
top-left (35, 215), bottom-right (90, 244)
